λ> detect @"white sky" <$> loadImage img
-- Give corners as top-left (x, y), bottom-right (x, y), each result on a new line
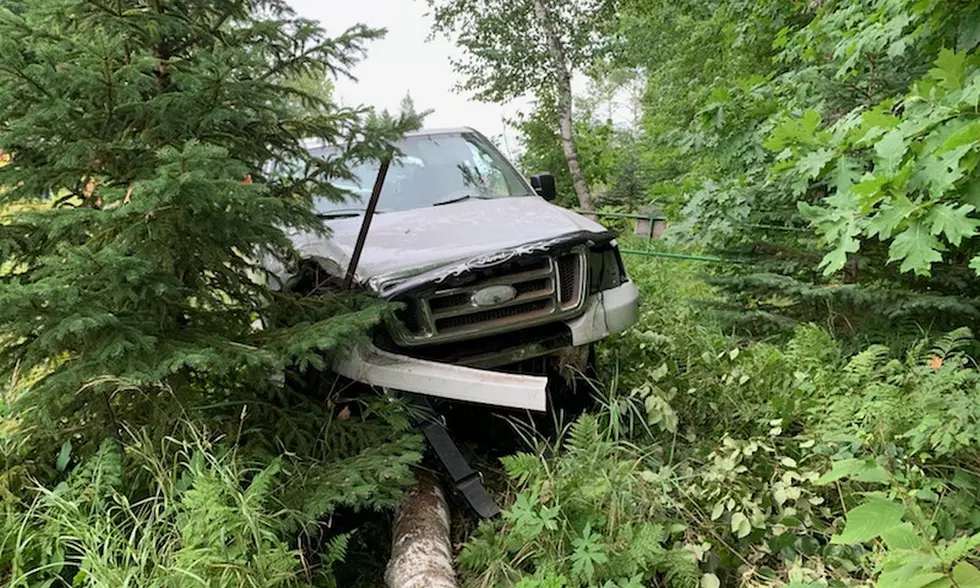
top-left (288, 0), bottom-right (530, 157)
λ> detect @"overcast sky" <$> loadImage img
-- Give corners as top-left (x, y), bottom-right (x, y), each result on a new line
top-left (288, 0), bottom-right (530, 156)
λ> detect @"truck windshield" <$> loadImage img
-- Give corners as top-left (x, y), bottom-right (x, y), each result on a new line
top-left (305, 132), bottom-right (533, 215)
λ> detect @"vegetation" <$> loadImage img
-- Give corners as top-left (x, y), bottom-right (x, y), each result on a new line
top-left (455, 246), bottom-right (980, 587)
top-left (439, 0), bottom-right (980, 586)
top-left (2, 0), bottom-right (980, 587)
top-left (0, 0), bottom-right (422, 585)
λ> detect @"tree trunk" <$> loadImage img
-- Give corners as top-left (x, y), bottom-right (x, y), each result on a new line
top-left (385, 471), bottom-right (458, 588)
top-left (532, 0), bottom-right (594, 212)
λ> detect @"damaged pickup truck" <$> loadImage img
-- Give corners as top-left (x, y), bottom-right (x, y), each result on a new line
top-left (264, 127), bottom-right (640, 412)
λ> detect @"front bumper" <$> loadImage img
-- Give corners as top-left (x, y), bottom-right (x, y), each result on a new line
top-left (567, 280), bottom-right (640, 346)
top-left (330, 281), bottom-right (639, 411)
top-left (330, 343), bottom-right (548, 411)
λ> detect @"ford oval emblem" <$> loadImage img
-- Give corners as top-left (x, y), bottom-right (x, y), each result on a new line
top-left (472, 285), bottom-right (518, 307)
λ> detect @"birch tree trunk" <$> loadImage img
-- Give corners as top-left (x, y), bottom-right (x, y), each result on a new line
top-left (532, 0), bottom-right (594, 212)
top-left (385, 471), bottom-right (458, 588)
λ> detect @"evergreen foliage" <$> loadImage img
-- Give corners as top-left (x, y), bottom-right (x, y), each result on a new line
top-left (0, 0), bottom-right (415, 448)
top-left (0, 1), bottom-right (423, 585)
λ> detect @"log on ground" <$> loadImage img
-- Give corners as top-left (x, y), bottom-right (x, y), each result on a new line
top-left (385, 470), bottom-right (458, 588)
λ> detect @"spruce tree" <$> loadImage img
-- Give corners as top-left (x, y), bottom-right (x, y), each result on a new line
top-left (0, 0), bottom-right (412, 450)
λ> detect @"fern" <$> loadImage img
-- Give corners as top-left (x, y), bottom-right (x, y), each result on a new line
top-left (940, 532), bottom-right (980, 563)
top-left (458, 412), bottom-right (700, 588)
top-left (784, 324), bottom-right (841, 371)
top-left (652, 549), bottom-right (701, 588)
top-left (321, 532), bottom-right (351, 568)
top-left (926, 327), bottom-right (975, 362)
top-left (842, 344), bottom-right (890, 381)
top-left (565, 414), bottom-right (602, 455)
top-left (501, 452), bottom-right (544, 486)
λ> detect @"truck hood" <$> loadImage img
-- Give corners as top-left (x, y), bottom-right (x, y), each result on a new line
top-left (277, 196), bottom-right (609, 295)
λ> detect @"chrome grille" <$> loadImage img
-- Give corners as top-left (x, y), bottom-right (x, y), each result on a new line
top-left (390, 248), bottom-right (588, 346)
top-left (557, 253), bottom-right (584, 309)
top-left (435, 299), bottom-right (551, 331)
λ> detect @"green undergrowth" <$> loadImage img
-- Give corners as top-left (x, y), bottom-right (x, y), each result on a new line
top-left (459, 251), bottom-right (980, 588)
top-left (0, 378), bottom-right (423, 587)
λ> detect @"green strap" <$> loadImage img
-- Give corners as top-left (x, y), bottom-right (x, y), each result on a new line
top-left (618, 249), bottom-right (743, 264)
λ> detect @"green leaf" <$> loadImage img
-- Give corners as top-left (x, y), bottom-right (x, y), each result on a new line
top-left (970, 256), bottom-right (980, 275)
top-left (878, 551), bottom-right (945, 588)
top-left (962, 76), bottom-right (980, 108)
top-left (820, 233), bottom-right (860, 275)
top-left (711, 500), bottom-right (725, 521)
top-left (851, 174), bottom-right (889, 200)
top-left (571, 524), bottom-right (608, 581)
top-left (831, 498), bottom-right (905, 544)
top-left (940, 532), bottom-right (980, 562)
top-left (701, 573), bottom-right (721, 588)
top-left (765, 110), bottom-right (823, 150)
top-left (957, 17), bottom-right (980, 52)
top-left (888, 221), bottom-right (945, 276)
top-left (798, 200), bottom-right (826, 222)
top-left (930, 49), bottom-right (968, 91)
top-left (797, 148), bottom-right (835, 179)
top-left (938, 121), bottom-right (980, 155)
top-left (731, 512), bottom-right (752, 538)
top-left (860, 109), bottom-right (901, 144)
top-left (927, 203), bottom-right (980, 246)
top-left (56, 440), bottom-right (72, 472)
top-left (867, 194), bottom-right (917, 240)
top-left (876, 130), bottom-right (908, 175)
top-left (650, 362), bottom-right (669, 381)
top-left (953, 562), bottom-right (980, 587)
top-left (881, 523), bottom-right (927, 551)
top-left (920, 145), bottom-right (971, 198)
top-left (813, 458), bottom-right (890, 485)
top-left (907, 573), bottom-right (950, 588)
top-left (831, 156), bottom-right (863, 193)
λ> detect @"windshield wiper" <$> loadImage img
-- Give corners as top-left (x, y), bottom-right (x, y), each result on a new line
top-left (318, 210), bottom-right (362, 218)
top-left (432, 194), bottom-right (490, 207)
top-left (317, 208), bottom-right (389, 219)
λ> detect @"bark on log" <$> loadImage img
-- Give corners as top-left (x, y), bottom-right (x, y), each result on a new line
top-left (385, 471), bottom-right (458, 588)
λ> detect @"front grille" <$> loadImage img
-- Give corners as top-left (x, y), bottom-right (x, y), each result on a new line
top-left (516, 278), bottom-right (551, 296)
top-left (435, 299), bottom-right (551, 331)
top-left (395, 305), bottom-right (423, 333)
top-left (389, 248), bottom-right (588, 346)
top-left (428, 292), bottom-right (470, 312)
top-left (378, 322), bottom-right (573, 368)
top-left (557, 253), bottom-right (583, 308)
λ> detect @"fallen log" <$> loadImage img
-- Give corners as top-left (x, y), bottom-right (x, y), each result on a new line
top-left (385, 470), bottom-right (458, 588)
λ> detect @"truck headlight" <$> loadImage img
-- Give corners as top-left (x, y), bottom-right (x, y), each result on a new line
top-left (587, 241), bottom-right (627, 294)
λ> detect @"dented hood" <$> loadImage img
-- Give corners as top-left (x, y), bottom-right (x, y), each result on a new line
top-left (278, 196), bottom-right (609, 294)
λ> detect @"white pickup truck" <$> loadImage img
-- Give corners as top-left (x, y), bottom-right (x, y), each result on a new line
top-left (265, 127), bottom-right (639, 411)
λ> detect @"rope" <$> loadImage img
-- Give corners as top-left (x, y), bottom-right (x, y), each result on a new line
top-left (618, 248), bottom-right (744, 264)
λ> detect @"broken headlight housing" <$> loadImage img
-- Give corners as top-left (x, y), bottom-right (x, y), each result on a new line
top-left (587, 241), bottom-right (628, 294)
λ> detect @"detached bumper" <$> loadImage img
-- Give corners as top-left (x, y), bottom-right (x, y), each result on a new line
top-left (566, 280), bottom-right (640, 346)
top-left (331, 343), bottom-right (548, 411)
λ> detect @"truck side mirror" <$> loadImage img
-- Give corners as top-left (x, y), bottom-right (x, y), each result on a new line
top-left (530, 173), bottom-right (556, 202)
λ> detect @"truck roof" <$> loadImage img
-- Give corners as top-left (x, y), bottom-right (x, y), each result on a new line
top-left (403, 126), bottom-right (481, 136)
top-left (301, 127), bottom-right (485, 151)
